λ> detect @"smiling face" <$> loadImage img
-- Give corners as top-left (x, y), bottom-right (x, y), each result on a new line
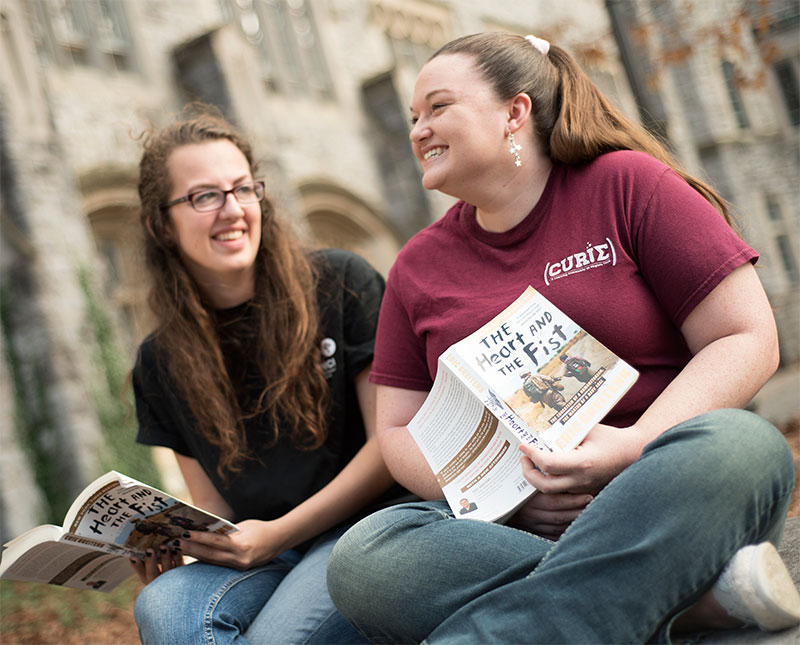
top-left (409, 53), bottom-right (512, 199)
top-left (165, 139), bottom-right (262, 307)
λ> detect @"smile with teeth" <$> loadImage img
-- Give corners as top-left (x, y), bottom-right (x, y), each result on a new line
top-left (214, 230), bottom-right (245, 241)
top-left (424, 147), bottom-right (446, 161)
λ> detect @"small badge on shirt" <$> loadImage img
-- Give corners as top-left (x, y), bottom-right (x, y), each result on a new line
top-left (321, 337), bottom-right (337, 378)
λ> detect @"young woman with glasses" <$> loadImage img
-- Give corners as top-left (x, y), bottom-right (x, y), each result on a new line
top-left (129, 109), bottom-right (404, 643)
top-left (326, 32), bottom-right (800, 643)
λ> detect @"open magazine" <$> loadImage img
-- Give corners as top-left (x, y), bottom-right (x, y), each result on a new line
top-left (0, 471), bottom-right (236, 592)
top-left (408, 286), bottom-right (638, 523)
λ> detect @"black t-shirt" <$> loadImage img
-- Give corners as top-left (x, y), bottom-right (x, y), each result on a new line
top-left (133, 249), bottom-right (389, 523)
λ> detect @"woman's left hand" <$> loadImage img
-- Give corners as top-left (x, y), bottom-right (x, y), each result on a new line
top-left (175, 519), bottom-right (290, 571)
top-left (130, 540), bottom-right (185, 585)
top-left (508, 491), bottom-right (594, 541)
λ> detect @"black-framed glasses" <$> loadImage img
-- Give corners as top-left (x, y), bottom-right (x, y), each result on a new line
top-left (165, 181), bottom-right (266, 212)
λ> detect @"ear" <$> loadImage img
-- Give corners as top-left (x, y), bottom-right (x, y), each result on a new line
top-left (144, 216), bottom-right (158, 240)
top-left (145, 215), bottom-right (174, 246)
top-left (506, 92), bottom-right (533, 134)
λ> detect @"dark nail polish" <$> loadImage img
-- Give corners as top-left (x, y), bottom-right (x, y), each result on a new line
top-left (171, 539), bottom-right (181, 547)
top-left (159, 544), bottom-right (167, 553)
top-left (182, 532), bottom-right (190, 539)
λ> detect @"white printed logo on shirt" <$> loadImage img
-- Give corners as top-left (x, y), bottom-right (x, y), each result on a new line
top-left (321, 337), bottom-right (337, 378)
top-left (543, 238), bottom-right (617, 286)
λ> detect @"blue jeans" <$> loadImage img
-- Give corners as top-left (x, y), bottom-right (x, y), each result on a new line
top-left (135, 523), bottom-right (366, 644)
top-left (327, 410), bottom-right (795, 644)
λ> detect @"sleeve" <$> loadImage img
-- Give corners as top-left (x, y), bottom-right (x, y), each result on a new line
top-left (629, 165), bottom-right (758, 327)
top-left (335, 250), bottom-right (385, 375)
top-left (132, 340), bottom-right (193, 456)
top-left (369, 262), bottom-right (433, 391)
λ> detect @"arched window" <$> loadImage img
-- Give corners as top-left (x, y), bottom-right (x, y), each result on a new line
top-left (298, 182), bottom-right (400, 276)
top-left (80, 172), bottom-right (151, 350)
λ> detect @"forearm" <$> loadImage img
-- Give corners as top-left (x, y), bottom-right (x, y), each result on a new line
top-left (630, 330), bottom-right (778, 451)
top-left (623, 263), bottom-right (779, 452)
top-left (272, 437), bottom-right (397, 550)
top-left (378, 425), bottom-right (443, 500)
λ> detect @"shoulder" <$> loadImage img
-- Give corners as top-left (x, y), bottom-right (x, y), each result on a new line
top-left (586, 150), bottom-right (670, 175)
top-left (560, 151), bottom-right (677, 210)
top-left (134, 334), bottom-right (160, 374)
top-left (312, 248), bottom-right (385, 292)
top-left (565, 150), bottom-right (672, 189)
top-left (132, 333), bottom-right (172, 393)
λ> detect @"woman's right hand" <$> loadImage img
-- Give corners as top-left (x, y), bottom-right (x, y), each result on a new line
top-left (510, 423), bottom-right (646, 540)
top-left (175, 519), bottom-right (291, 571)
top-left (130, 540), bottom-right (184, 585)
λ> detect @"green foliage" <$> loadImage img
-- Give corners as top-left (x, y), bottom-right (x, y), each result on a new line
top-left (0, 282), bottom-right (70, 524)
top-left (77, 267), bottom-right (162, 488)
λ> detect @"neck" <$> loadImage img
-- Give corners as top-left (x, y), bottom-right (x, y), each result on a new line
top-left (474, 157), bottom-right (553, 233)
top-left (197, 270), bottom-right (256, 310)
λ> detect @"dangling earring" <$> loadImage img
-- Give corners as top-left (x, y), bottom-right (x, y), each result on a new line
top-left (508, 132), bottom-right (522, 167)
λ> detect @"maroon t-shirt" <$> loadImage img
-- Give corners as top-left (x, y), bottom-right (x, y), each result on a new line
top-left (371, 150), bottom-right (757, 427)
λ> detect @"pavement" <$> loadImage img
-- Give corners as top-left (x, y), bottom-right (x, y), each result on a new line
top-left (752, 365), bottom-right (800, 428)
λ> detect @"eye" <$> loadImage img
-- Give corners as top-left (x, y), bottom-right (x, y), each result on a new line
top-left (410, 115), bottom-right (419, 125)
top-left (431, 103), bottom-right (448, 112)
top-left (234, 183), bottom-right (255, 198)
top-left (191, 189), bottom-right (221, 207)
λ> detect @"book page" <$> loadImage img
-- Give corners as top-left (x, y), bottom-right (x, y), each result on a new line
top-left (408, 360), bottom-right (534, 522)
top-left (0, 539), bottom-right (132, 592)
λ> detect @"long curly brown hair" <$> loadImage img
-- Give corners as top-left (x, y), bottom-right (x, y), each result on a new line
top-left (433, 32), bottom-right (733, 225)
top-left (137, 109), bottom-right (329, 480)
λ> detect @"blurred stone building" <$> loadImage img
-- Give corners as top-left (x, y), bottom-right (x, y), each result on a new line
top-left (1, 0), bottom-right (797, 540)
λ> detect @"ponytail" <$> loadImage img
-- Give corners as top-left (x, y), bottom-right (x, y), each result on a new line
top-left (431, 32), bottom-right (733, 225)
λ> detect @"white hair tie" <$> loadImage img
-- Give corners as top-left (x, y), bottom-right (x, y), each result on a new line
top-left (525, 34), bottom-right (550, 56)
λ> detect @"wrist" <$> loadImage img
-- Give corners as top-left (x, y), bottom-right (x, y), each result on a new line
top-left (626, 423), bottom-right (659, 461)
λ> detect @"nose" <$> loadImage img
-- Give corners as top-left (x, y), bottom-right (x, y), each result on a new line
top-left (409, 117), bottom-right (430, 144)
top-left (219, 191), bottom-right (245, 217)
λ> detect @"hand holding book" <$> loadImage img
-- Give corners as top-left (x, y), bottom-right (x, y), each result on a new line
top-left (407, 286), bottom-right (639, 523)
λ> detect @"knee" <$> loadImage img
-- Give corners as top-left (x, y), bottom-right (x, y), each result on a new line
top-left (326, 512), bottom-right (385, 618)
top-left (134, 569), bottom-right (198, 643)
top-left (652, 409), bottom-right (794, 491)
top-left (327, 502), bottom-right (448, 619)
top-left (133, 575), bottom-right (172, 637)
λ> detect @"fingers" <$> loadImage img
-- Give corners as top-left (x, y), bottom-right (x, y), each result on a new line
top-left (129, 555), bottom-right (147, 585)
top-left (173, 532), bottom-right (240, 568)
top-left (508, 492), bottom-right (594, 540)
top-left (526, 491), bottom-right (594, 512)
top-left (129, 540), bottom-right (184, 586)
top-left (519, 442), bottom-right (577, 475)
top-left (520, 453), bottom-right (579, 494)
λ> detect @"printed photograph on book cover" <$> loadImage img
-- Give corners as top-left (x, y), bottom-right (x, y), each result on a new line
top-left (452, 287), bottom-right (637, 451)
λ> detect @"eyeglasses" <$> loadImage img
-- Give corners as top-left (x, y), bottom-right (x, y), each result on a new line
top-left (165, 181), bottom-right (266, 212)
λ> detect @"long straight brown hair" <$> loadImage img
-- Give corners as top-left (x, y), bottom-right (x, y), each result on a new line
top-left (433, 32), bottom-right (733, 225)
top-left (137, 109), bottom-right (329, 481)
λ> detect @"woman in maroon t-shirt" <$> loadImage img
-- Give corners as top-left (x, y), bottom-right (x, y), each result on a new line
top-left (327, 32), bottom-right (799, 644)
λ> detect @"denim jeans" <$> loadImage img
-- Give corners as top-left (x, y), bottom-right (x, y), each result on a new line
top-left (135, 523), bottom-right (366, 644)
top-left (327, 409), bottom-right (795, 644)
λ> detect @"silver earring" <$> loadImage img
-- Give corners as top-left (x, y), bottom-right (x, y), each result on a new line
top-left (508, 132), bottom-right (522, 167)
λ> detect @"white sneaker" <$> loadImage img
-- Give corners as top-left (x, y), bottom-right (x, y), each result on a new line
top-left (712, 542), bottom-right (800, 631)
